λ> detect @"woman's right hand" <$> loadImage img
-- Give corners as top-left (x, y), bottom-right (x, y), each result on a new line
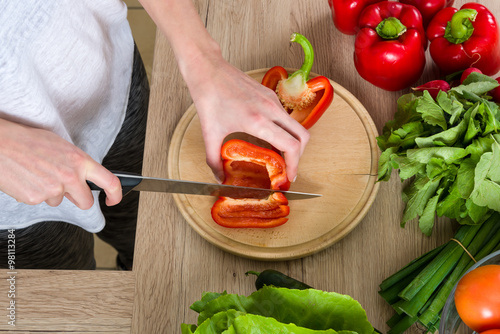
top-left (0, 118), bottom-right (122, 209)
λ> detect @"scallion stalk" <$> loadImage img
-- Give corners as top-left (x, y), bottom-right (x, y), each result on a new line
top-left (379, 216), bottom-right (500, 334)
top-left (418, 215), bottom-right (498, 325)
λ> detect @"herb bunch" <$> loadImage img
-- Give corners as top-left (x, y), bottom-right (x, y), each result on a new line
top-left (378, 73), bottom-right (500, 235)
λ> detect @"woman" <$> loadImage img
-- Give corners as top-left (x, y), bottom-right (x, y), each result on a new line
top-left (0, 0), bottom-right (309, 270)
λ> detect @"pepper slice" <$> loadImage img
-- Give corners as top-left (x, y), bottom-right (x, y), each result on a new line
top-left (211, 139), bottom-right (290, 228)
top-left (261, 33), bottom-right (333, 130)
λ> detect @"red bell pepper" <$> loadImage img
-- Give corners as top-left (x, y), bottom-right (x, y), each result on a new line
top-left (427, 3), bottom-right (500, 76)
top-left (211, 139), bottom-right (291, 228)
top-left (354, 1), bottom-right (427, 91)
top-left (261, 33), bottom-right (333, 130)
top-left (399, 0), bottom-right (455, 28)
top-left (327, 0), bottom-right (384, 35)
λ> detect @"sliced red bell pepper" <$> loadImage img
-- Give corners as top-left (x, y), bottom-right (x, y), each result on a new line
top-left (399, 0), bottom-right (455, 28)
top-left (354, 1), bottom-right (427, 91)
top-left (261, 33), bottom-right (333, 130)
top-left (427, 3), bottom-right (500, 76)
top-left (211, 139), bottom-right (290, 228)
top-left (327, 0), bottom-right (384, 35)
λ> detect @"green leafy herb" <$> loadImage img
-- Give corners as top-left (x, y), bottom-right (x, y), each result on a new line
top-left (377, 73), bottom-right (500, 235)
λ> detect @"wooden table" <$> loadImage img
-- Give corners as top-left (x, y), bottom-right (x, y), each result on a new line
top-left (1, 0), bottom-right (499, 332)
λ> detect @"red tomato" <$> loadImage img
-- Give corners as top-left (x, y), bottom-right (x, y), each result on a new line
top-left (455, 265), bottom-right (500, 332)
top-left (480, 330), bottom-right (500, 334)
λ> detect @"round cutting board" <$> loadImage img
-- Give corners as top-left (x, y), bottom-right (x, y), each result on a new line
top-left (168, 68), bottom-right (380, 260)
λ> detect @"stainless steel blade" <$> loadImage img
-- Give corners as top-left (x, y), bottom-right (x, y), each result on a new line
top-left (115, 173), bottom-right (321, 200)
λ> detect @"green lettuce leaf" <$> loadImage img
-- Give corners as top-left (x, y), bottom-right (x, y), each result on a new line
top-left (414, 117), bottom-right (467, 148)
top-left (225, 313), bottom-right (354, 334)
top-left (378, 147), bottom-right (399, 182)
top-left (190, 286), bottom-right (374, 334)
top-left (436, 91), bottom-right (464, 125)
top-left (191, 291), bottom-right (228, 313)
top-left (182, 309), bottom-right (358, 334)
top-left (401, 177), bottom-right (441, 226)
top-left (419, 192), bottom-right (441, 236)
top-left (465, 137), bottom-right (494, 162)
top-left (451, 72), bottom-right (500, 96)
top-left (416, 90), bottom-right (447, 130)
top-left (392, 156), bottom-right (425, 180)
top-left (436, 181), bottom-right (466, 220)
top-left (470, 138), bottom-right (500, 211)
top-left (181, 310), bottom-right (245, 334)
top-left (406, 147), bottom-right (467, 164)
top-left (456, 158), bottom-right (476, 198)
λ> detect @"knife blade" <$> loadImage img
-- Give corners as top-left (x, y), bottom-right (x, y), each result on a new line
top-left (87, 173), bottom-right (321, 200)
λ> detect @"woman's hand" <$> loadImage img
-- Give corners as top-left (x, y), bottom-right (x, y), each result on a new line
top-left (185, 52), bottom-right (310, 183)
top-left (0, 118), bottom-right (122, 208)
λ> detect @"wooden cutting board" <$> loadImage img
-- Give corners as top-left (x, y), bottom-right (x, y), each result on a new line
top-left (167, 68), bottom-right (380, 260)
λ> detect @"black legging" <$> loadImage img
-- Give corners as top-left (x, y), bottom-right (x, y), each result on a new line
top-left (0, 44), bottom-right (149, 270)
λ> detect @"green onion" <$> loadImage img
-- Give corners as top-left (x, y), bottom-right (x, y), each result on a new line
top-left (379, 213), bottom-right (500, 334)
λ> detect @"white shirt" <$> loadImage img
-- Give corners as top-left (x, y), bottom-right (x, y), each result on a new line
top-left (0, 0), bottom-right (134, 232)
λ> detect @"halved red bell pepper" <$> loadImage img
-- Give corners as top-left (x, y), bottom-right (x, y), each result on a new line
top-left (354, 1), bottom-right (427, 91)
top-left (261, 33), bottom-right (334, 130)
top-left (211, 139), bottom-right (291, 228)
top-left (399, 0), bottom-right (455, 28)
top-left (327, 0), bottom-right (384, 35)
top-left (427, 3), bottom-right (500, 76)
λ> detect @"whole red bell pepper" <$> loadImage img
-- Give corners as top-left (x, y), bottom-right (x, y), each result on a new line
top-left (261, 33), bottom-right (333, 130)
top-left (354, 1), bottom-right (427, 91)
top-left (427, 3), bottom-right (500, 76)
top-left (211, 139), bottom-right (291, 228)
top-left (399, 0), bottom-right (455, 28)
top-left (327, 0), bottom-right (384, 35)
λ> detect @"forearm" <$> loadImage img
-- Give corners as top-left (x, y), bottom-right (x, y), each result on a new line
top-left (138, 0), bottom-right (222, 87)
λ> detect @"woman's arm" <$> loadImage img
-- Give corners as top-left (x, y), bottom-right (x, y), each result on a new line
top-left (138, 0), bottom-right (310, 182)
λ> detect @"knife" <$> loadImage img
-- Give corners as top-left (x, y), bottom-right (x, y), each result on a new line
top-left (87, 173), bottom-right (321, 200)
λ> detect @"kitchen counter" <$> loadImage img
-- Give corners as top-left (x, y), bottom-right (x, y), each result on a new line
top-left (1, 0), bottom-right (499, 333)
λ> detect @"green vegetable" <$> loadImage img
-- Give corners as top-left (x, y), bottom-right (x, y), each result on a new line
top-left (182, 286), bottom-right (376, 334)
top-left (377, 73), bottom-right (500, 235)
top-left (378, 213), bottom-right (500, 334)
top-left (181, 310), bottom-right (354, 334)
top-left (245, 269), bottom-right (312, 290)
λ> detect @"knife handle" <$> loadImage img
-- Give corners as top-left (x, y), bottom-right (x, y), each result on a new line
top-left (86, 172), bottom-right (141, 196)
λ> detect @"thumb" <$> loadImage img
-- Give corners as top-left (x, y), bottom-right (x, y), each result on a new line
top-left (86, 164), bottom-right (123, 206)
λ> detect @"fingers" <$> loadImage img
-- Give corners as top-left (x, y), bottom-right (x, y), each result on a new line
top-left (248, 118), bottom-right (310, 182)
top-left (202, 133), bottom-right (225, 183)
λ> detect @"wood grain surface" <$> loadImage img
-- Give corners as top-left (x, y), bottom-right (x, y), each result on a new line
top-left (168, 69), bottom-right (380, 260)
top-left (132, 1), bottom-right (499, 333)
top-left (1, 1), bottom-right (499, 333)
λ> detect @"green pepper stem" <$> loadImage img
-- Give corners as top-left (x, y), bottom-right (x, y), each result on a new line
top-left (290, 33), bottom-right (314, 80)
top-left (376, 17), bottom-right (407, 40)
top-left (245, 271), bottom-right (260, 277)
top-left (445, 8), bottom-right (477, 44)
